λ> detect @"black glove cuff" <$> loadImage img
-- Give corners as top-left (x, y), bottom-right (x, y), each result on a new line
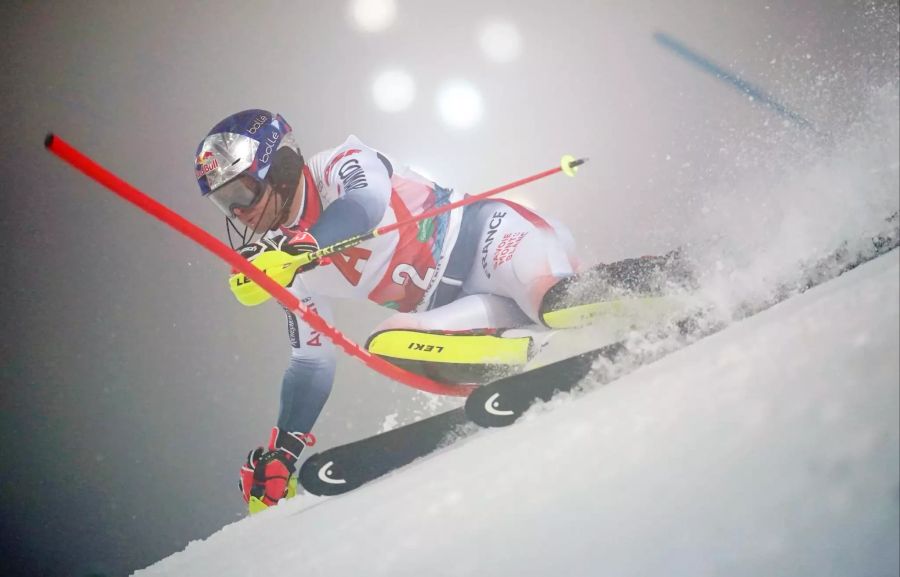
top-left (270, 427), bottom-right (315, 461)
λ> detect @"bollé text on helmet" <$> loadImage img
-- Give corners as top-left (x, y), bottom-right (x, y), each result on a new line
top-left (247, 114), bottom-right (269, 135)
top-left (260, 130), bottom-right (280, 164)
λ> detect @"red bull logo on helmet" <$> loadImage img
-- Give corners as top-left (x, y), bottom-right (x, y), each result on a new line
top-left (195, 150), bottom-right (219, 180)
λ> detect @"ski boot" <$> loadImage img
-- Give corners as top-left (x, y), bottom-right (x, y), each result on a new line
top-left (540, 250), bottom-right (697, 329)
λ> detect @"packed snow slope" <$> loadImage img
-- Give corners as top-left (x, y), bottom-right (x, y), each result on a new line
top-left (136, 249), bottom-right (899, 577)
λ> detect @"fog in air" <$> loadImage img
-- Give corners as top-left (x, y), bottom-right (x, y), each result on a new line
top-left (1, 1), bottom-right (897, 576)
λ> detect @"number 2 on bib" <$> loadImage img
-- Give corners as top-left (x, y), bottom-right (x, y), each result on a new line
top-left (392, 263), bottom-right (436, 290)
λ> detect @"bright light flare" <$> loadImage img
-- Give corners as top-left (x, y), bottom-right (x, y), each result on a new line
top-left (372, 69), bottom-right (416, 112)
top-left (347, 0), bottom-right (397, 33)
top-left (478, 20), bottom-right (523, 63)
top-left (436, 81), bottom-right (484, 130)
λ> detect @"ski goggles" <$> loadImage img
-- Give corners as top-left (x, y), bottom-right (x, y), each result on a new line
top-left (207, 175), bottom-right (270, 217)
top-left (197, 132), bottom-right (259, 193)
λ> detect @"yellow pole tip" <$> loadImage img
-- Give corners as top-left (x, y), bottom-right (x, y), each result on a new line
top-left (561, 154), bottom-right (578, 177)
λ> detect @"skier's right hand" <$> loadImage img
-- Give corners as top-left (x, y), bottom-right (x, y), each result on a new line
top-left (234, 236), bottom-right (282, 265)
top-left (273, 229), bottom-right (321, 273)
top-left (234, 230), bottom-right (321, 273)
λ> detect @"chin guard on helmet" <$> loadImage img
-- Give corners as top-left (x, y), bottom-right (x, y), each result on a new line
top-left (267, 138), bottom-right (305, 226)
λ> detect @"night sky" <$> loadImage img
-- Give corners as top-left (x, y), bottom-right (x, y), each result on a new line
top-left (1, 1), bottom-right (897, 576)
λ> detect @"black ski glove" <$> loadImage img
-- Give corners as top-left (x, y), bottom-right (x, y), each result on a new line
top-left (236, 230), bottom-right (321, 274)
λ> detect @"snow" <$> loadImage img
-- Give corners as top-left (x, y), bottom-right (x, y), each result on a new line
top-left (135, 250), bottom-right (899, 577)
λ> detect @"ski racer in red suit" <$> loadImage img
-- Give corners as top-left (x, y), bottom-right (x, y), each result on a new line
top-left (194, 109), bottom-right (690, 509)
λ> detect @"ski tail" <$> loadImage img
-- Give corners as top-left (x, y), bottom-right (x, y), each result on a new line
top-left (299, 408), bottom-right (472, 496)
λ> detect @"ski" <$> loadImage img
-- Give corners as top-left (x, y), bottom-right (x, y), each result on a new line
top-left (463, 341), bottom-right (629, 427)
top-left (296, 228), bottom-right (898, 494)
top-left (462, 316), bottom-right (712, 428)
top-left (465, 224), bottom-right (900, 428)
top-left (298, 407), bottom-right (472, 496)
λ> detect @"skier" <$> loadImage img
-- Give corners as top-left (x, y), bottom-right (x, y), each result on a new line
top-left (194, 109), bottom-right (690, 510)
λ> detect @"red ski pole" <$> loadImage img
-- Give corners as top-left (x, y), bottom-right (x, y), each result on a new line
top-left (295, 155), bottom-right (587, 266)
top-left (226, 155), bottom-right (587, 308)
